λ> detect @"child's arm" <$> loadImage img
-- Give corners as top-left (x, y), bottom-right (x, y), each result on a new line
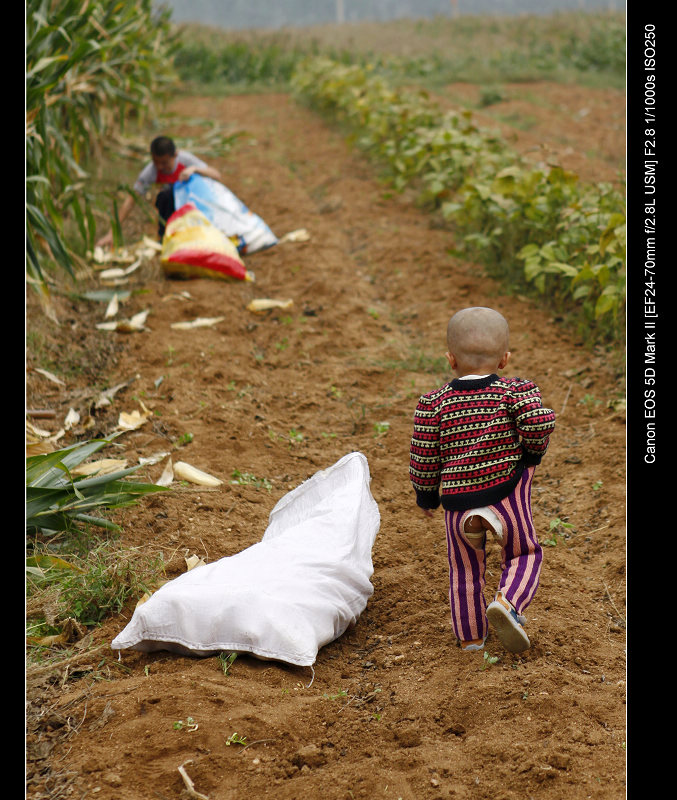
top-left (509, 380), bottom-right (556, 464)
top-left (409, 394), bottom-right (442, 512)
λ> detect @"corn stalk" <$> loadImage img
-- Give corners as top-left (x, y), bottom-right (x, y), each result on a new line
top-left (26, 0), bottom-right (178, 293)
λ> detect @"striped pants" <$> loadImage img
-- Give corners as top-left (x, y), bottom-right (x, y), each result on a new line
top-left (443, 467), bottom-right (542, 643)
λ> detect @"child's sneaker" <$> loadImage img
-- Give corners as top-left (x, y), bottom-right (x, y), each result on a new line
top-left (460, 637), bottom-right (486, 652)
top-left (486, 592), bottom-right (530, 653)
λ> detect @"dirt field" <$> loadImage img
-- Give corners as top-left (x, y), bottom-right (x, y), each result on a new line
top-left (26, 82), bottom-right (626, 800)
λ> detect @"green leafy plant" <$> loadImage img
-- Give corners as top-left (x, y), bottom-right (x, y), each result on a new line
top-left (218, 652), bottom-right (237, 676)
top-left (292, 57), bottom-right (625, 344)
top-left (478, 86), bottom-right (505, 107)
top-left (173, 432), bottom-right (194, 448)
top-left (173, 717), bottom-right (199, 732)
top-left (230, 469), bottom-right (272, 491)
top-left (225, 732), bottom-right (248, 747)
top-left (26, 436), bottom-right (168, 537)
top-left (26, 539), bottom-right (165, 629)
top-left (373, 421), bottom-right (390, 437)
top-left (543, 517), bottom-right (576, 546)
top-left (481, 652), bottom-right (499, 670)
top-left (323, 689), bottom-right (348, 700)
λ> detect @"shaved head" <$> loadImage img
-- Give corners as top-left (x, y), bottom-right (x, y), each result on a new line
top-left (446, 307), bottom-right (510, 371)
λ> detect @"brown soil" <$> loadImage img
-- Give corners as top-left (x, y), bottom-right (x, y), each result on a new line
top-left (26, 86), bottom-right (626, 800)
top-left (432, 81), bottom-right (625, 188)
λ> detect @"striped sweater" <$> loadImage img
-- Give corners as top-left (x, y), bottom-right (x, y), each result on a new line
top-left (409, 374), bottom-right (556, 511)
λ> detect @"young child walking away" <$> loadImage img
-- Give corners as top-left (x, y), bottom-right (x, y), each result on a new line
top-left (409, 307), bottom-right (556, 653)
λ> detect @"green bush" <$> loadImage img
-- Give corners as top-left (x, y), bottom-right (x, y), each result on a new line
top-left (292, 57), bottom-right (625, 344)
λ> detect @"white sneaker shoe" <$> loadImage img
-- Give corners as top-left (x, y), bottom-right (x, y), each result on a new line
top-left (486, 592), bottom-right (530, 653)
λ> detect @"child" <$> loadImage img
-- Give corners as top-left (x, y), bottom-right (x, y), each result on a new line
top-left (409, 307), bottom-right (556, 653)
top-left (96, 136), bottom-right (222, 247)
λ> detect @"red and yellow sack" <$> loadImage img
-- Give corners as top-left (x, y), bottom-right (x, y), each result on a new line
top-left (161, 203), bottom-right (253, 282)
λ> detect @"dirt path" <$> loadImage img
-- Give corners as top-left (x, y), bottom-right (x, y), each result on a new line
top-left (27, 91), bottom-right (626, 800)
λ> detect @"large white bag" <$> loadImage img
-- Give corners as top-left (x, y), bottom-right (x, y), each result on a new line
top-left (111, 452), bottom-right (380, 666)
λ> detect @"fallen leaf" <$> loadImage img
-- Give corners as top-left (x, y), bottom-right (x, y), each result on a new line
top-left (278, 228), bottom-right (310, 243)
top-left (97, 309), bottom-right (149, 332)
top-left (117, 409), bottom-right (150, 431)
top-left (185, 553), bottom-right (207, 571)
top-left (94, 381), bottom-right (129, 408)
top-left (135, 582), bottom-right (168, 608)
top-left (26, 419), bottom-right (53, 439)
top-left (64, 408), bottom-right (80, 430)
top-left (32, 368), bottom-right (65, 386)
top-left (72, 458), bottom-right (128, 477)
top-left (246, 298), bottom-right (294, 313)
top-left (26, 419), bottom-right (65, 454)
top-left (171, 316), bottom-right (226, 330)
top-left (162, 291), bottom-right (193, 302)
top-left (98, 267), bottom-right (127, 280)
top-left (141, 236), bottom-right (162, 252)
top-left (123, 259), bottom-right (141, 276)
top-left (138, 451), bottom-right (170, 467)
top-left (156, 458), bottom-right (174, 487)
top-left (104, 294), bottom-right (119, 319)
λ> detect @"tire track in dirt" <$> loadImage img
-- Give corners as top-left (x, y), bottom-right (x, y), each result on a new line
top-left (33, 92), bottom-right (625, 800)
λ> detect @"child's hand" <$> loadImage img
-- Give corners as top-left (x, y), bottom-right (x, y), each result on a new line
top-left (420, 508), bottom-right (436, 519)
top-left (179, 165), bottom-right (196, 181)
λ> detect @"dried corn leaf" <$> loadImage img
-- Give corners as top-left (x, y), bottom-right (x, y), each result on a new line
top-left (156, 458), bottom-right (174, 487)
top-left (162, 291), bottom-right (193, 302)
top-left (90, 246), bottom-right (136, 266)
top-left (26, 419), bottom-right (65, 455)
top-left (185, 553), bottom-right (207, 571)
top-left (98, 267), bottom-right (127, 280)
top-left (26, 440), bottom-right (57, 456)
top-left (94, 383), bottom-right (125, 408)
top-left (141, 236), bottom-right (162, 253)
top-left (278, 228), bottom-right (310, 243)
top-left (26, 419), bottom-right (53, 439)
top-left (135, 581), bottom-right (168, 609)
top-left (97, 309), bottom-right (149, 333)
top-left (104, 294), bottom-right (119, 318)
top-left (138, 451), bottom-right (170, 467)
top-left (170, 316), bottom-right (226, 330)
top-left (247, 298), bottom-right (294, 313)
top-left (64, 408), bottom-right (80, 430)
top-left (27, 617), bottom-right (86, 648)
top-left (124, 259), bottom-right (141, 276)
top-left (32, 368), bottom-right (65, 386)
top-left (71, 458), bottom-right (128, 477)
top-left (117, 409), bottom-right (150, 431)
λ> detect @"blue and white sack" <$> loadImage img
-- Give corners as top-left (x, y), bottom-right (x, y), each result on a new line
top-left (173, 174), bottom-right (278, 255)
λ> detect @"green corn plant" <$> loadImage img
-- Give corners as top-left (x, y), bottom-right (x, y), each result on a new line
top-left (26, 436), bottom-right (168, 537)
top-left (26, 0), bottom-right (178, 294)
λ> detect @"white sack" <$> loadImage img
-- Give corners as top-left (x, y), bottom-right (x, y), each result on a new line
top-left (111, 452), bottom-right (380, 666)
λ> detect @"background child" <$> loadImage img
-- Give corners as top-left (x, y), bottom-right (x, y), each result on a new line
top-left (96, 136), bottom-right (222, 247)
top-left (409, 306), bottom-right (556, 653)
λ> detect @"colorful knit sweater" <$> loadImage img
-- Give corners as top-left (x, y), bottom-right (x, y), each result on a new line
top-left (409, 374), bottom-right (556, 511)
